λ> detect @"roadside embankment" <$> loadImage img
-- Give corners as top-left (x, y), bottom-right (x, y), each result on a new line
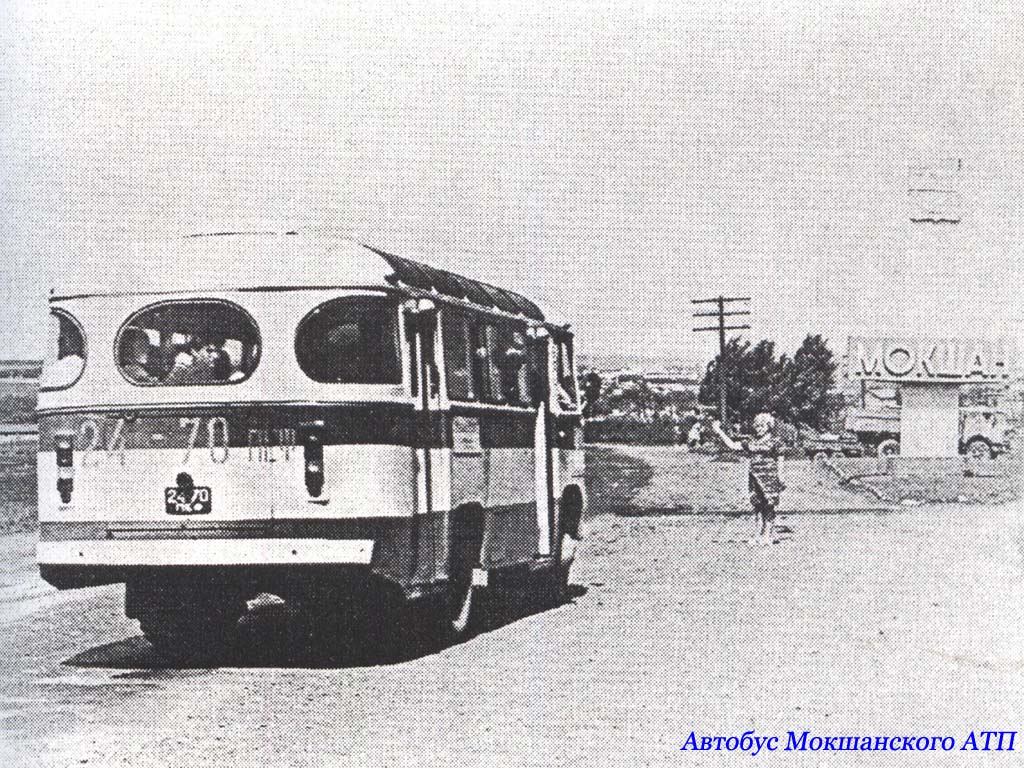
top-left (585, 444), bottom-right (890, 516)
top-left (825, 455), bottom-right (1022, 506)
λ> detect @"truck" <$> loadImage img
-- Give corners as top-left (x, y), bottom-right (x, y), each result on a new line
top-left (844, 405), bottom-right (1013, 459)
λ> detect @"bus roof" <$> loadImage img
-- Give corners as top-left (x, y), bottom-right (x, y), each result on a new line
top-left (50, 232), bottom-right (547, 321)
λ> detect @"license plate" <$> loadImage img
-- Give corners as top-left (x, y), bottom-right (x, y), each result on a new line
top-left (165, 486), bottom-right (213, 515)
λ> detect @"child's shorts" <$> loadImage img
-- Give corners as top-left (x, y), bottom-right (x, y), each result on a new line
top-left (750, 488), bottom-right (777, 522)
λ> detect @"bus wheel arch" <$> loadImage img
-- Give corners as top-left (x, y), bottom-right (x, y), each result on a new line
top-left (443, 503), bottom-right (487, 638)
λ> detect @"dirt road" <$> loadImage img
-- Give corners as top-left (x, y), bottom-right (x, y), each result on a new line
top-left (2, 500), bottom-right (1022, 767)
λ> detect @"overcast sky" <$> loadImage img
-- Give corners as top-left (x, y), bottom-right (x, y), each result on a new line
top-left (1, 0), bottom-right (1021, 365)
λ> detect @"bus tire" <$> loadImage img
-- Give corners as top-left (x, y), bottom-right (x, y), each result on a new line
top-left (965, 437), bottom-right (993, 460)
top-left (131, 579), bottom-right (246, 664)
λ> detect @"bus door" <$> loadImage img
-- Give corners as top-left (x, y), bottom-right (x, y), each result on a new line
top-left (405, 300), bottom-right (444, 580)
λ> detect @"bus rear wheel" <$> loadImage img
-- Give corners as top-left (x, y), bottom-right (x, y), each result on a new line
top-left (129, 578), bottom-right (246, 664)
top-left (139, 607), bottom-right (244, 664)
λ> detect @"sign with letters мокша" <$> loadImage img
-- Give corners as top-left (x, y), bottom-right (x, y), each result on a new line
top-left (847, 336), bottom-right (1013, 384)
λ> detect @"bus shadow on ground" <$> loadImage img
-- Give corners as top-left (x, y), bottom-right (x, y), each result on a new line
top-left (62, 583), bottom-right (589, 672)
top-left (584, 445), bottom-right (654, 517)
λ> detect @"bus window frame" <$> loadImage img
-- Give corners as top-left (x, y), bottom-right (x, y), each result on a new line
top-left (39, 308), bottom-right (88, 393)
top-left (114, 298), bottom-right (263, 388)
top-left (553, 332), bottom-right (580, 412)
top-left (296, 294), bottom-right (403, 387)
top-left (441, 307), bottom-right (476, 402)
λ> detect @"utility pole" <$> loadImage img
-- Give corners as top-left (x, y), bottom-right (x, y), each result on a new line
top-left (692, 296), bottom-right (751, 427)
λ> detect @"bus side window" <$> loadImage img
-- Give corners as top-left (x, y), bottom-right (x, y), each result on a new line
top-left (556, 337), bottom-right (578, 409)
top-left (526, 337), bottom-right (548, 407)
top-left (404, 310), bottom-right (439, 398)
top-left (498, 327), bottom-right (527, 405)
top-left (468, 320), bottom-right (486, 401)
top-left (442, 309), bottom-right (474, 400)
top-left (483, 323), bottom-right (505, 403)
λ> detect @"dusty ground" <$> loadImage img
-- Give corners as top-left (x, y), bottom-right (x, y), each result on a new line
top-left (0, 437), bottom-right (35, 534)
top-left (2, 445), bottom-right (1022, 767)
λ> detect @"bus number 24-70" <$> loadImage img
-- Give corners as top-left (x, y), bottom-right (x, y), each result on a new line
top-left (76, 416), bottom-right (231, 465)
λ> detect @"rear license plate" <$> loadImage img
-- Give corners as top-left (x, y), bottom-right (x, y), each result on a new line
top-left (165, 486), bottom-right (213, 515)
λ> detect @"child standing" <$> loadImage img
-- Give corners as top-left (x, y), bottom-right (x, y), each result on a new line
top-left (712, 413), bottom-right (785, 543)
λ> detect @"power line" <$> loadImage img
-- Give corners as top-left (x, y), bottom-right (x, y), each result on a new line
top-left (691, 295), bottom-right (752, 425)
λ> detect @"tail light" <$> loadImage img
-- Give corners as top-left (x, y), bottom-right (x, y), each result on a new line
top-left (55, 430), bottom-right (75, 503)
top-left (299, 420), bottom-right (326, 497)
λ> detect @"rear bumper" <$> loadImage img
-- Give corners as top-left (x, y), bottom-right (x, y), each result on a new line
top-left (37, 538), bottom-right (375, 568)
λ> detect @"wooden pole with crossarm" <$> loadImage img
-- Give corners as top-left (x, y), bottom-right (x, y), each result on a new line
top-left (692, 296), bottom-right (751, 427)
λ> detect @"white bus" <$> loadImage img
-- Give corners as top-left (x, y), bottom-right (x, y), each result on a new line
top-left (36, 233), bottom-right (586, 659)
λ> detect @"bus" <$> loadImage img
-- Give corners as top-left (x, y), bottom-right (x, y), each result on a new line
top-left (36, 232), bottom-right (586, 659)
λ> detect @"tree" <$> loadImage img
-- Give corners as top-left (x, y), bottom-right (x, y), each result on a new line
top-left (699, 336), bottom-right (749, 421)
top-left (698, 333), bottom-right (839, 431)
top-left (699, 337), bottom-right (786, 426)
top-left (782, 334), bottom-right (839, 431)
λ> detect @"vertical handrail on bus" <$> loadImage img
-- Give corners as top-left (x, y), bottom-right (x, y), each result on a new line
top-left (545, 340), bottom-right (558, 562)
top-left (528, 326), bottom-right (557, 559)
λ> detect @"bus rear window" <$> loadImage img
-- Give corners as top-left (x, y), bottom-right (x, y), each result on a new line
top-left (116, 301), bottom-right (260, 386)
top-left (295, 297), bottom-right (400, 384)
top-left (40, 309), bottom-right (86, 391)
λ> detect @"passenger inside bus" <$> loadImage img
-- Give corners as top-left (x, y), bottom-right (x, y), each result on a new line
top-left (498, 330), bottom-right (527, 404)
top-left (118, 301), bottom-right (260, 386)
top-left (118, 327), bottom-right (157, 383)
top-left (165, 336), bottom-right (233, 385)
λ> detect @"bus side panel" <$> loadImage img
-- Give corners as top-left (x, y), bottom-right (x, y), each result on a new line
top-left (481, 446), bottom-right (538, 567)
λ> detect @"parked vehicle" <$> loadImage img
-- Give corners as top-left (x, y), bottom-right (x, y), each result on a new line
top-left (800, 430), bottom-right (864, 460)
top-left (844, 404), bottom-right (1013, 459)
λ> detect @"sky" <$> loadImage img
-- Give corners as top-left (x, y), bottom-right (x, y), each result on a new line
top-left (0, 0), bottom-right (1021, 367)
